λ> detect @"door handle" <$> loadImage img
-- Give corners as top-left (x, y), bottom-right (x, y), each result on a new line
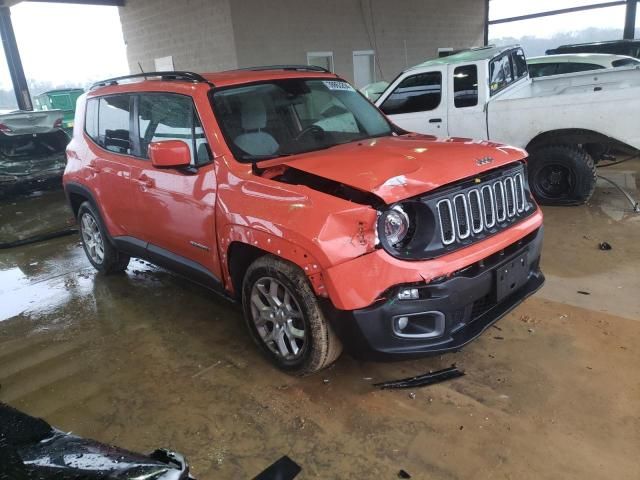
top-left (429, 118), bottom-right (442, 123)
top-left (134, 175), bottom-right (154, 188)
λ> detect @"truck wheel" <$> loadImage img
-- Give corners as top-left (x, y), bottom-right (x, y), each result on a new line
top-left (242, 255), bottom-right (342, 375)
top-left (528, 144), bottom-right (596, 205)
top-left (77, 201), bottom-right (130, 274)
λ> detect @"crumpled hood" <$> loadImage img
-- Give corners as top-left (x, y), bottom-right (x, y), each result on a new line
top-left (281, 134), bottom-right (527, 203)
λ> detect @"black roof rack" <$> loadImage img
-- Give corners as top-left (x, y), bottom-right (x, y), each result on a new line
top-left (90, 71), bottom-right (211, 90)
top-left (238, 64), bottom-right (332, 73)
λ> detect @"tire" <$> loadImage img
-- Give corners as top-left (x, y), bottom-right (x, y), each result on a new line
top-left (528, 144), bottom-right (596, 206)
top-left (242, 255), bottom-right (342, 375)
top-left (77, 201), bottom-right (130, 274)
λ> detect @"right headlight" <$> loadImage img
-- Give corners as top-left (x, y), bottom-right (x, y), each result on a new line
top-left (380, 205), bottom-right (410, 247)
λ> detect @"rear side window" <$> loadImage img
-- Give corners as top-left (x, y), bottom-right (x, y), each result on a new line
top-left (380, 72), bottom-right (442, 115)
top-left (557, 63), bottom-right (604, 74)
top-left (137, 93), bottom-right (211, 166)
top-left (83, 95), bottom-right (134, 155)
top-left (612, 58), bottom-right (640, 68)
top-left (511, 49), bottom-right (528, 79)
top-left (453, 65), bottom-right (478, 108)
top-left (529, 63), bottom-right (559, 78)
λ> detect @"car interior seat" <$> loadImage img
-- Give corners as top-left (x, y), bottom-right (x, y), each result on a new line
top-left (234, 96), bottom-right (279, 157)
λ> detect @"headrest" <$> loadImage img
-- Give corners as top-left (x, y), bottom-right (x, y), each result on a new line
top-left (241, 96), bottom-right (267, 131)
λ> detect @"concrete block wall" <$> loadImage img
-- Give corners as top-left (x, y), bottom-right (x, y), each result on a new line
top-left (231, 0), bottom-right (485, 83)
top-left (118, 0), bottom-right (238, 74)
top-left (118, 0), bottom-right (485, 82)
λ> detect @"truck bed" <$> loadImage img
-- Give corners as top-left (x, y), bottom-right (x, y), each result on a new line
top-left (488, 66), bottom-right (640, 151)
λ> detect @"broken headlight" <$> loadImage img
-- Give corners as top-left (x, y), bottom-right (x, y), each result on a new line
top-left (377, 202), bottom-right (436, 257)
top-left (380, 205), bottom-right (410, 247)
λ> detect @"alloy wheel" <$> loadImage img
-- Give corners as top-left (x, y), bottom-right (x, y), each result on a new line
top-left (250, 276), bottom-right (306, 360)
top-left (80, 212), bottom-right (105, 264)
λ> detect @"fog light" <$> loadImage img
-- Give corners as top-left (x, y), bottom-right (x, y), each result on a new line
top-left (397, 288), bottom-right (419, 300)
top-left (396, 316), bottom-right (409, 331)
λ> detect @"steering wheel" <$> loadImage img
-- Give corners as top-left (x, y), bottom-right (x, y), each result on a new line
top-left (294, 124), bottom-right (326, 142)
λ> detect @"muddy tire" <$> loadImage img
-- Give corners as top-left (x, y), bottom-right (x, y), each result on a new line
top-left (77, 202), bottom-right (130, 274)
top-left (242, 255), bottom-right (342, 375)
top-left (528, 144), bottom-right (596, 206)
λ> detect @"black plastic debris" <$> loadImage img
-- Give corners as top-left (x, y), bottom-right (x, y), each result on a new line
top-left (253, 455), bottom-right (302, 480)
top-left (398, 469), bottom-right (412, 478)
top-left (598, 242), bottom-right (612, 251)
top-left (373, 366), bottom-right (465, 390)
top-left (577, 291), bottom-right (591, 295)
top-left (0, 402), bottom-right (194, 479)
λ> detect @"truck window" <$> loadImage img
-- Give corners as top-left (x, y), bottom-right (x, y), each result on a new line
top-left (453, 65), bottom-right (478, 108)
top-left (137, 93), bottom-right (210, 165)
top-left (511, 49), bottom-right (528, 79)
top-left (489, 54), bottom-right (513, 95)
top-left (380, 72), bottom-right (442, 115)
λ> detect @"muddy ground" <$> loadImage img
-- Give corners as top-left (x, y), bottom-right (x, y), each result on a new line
top-left (1, 162), bottom-right (639, 479)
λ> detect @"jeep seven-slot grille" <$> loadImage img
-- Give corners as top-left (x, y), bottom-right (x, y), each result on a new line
top-left (435, 168), bottom-right (531, 248)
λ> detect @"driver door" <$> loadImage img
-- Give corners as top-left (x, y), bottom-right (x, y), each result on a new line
top-left (377, 67), bottom-right (448, 137)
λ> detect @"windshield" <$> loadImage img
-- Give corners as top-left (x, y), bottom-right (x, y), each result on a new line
top-left (212, 78), bottom-right (392, 162)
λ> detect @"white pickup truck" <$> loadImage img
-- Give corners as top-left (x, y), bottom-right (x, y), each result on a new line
top-left (375, 45), bottom-right (640, 205)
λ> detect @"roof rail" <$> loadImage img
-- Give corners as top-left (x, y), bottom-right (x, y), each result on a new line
top-left (90, 71), bottom-right (211, 90)
top-left (238, 64), bottom-right (331, 73)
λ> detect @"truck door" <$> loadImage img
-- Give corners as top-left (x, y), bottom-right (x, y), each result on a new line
top-left (377, 67), bottom-right (448, 137)
top-left (447, 63), bottom-right (488, 140)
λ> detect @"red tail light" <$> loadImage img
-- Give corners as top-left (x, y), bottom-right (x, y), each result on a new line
top-left (0, 123), bottom-right (12, 133)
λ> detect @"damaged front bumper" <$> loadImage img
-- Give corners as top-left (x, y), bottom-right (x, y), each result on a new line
top-left (323, 227), bottom-right (544, 360)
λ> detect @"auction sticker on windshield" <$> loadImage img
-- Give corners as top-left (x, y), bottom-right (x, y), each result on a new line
top-left (323, 80), bottom-right (355, 92)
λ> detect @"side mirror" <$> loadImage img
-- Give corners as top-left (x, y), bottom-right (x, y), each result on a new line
top-left (148, 140), bottom-right (191, 168)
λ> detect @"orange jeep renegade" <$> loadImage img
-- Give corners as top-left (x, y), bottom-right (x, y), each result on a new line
top-left (64, 67), bottom-right (544, 375)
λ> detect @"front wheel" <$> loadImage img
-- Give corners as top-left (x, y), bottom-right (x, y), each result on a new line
top-left (528, 144), bottom-right (596, 206)
top-left (242, 255), bottom-right (342, 375)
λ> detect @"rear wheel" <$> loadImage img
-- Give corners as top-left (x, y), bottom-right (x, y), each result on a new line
top-left (78, 202), bottom-right (130, 274)
top-left (242, 255), bottom-right (342, 375)
top-left (528, 144), bottom-right (596, 205)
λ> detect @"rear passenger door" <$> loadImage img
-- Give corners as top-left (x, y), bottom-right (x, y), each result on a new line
top-left (84, 94), bottom-right (138, 236)
top-left (377, 67), bottom-right (447, 136)
top-left (128, 93), bottom-right (221, 282)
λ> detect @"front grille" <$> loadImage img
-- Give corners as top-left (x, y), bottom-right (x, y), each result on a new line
top-left (380, 163), bottom-right (535, 260)
top-left (432, 166), bottom-right (533, 251)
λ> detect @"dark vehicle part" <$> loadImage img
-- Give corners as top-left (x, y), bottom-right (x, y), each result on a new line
top-left (373, 366), bottom-right (465, 390)
top-left (546, 39), bottom-right (640, 59)
top-left (253, 455), bottom-right (302, 480)
top-left (0, 129), bottom-right (68, 199)
top-left (528, 144), bottom-right (596, 205)
top-left (0, 402), bottom-right (194, 479)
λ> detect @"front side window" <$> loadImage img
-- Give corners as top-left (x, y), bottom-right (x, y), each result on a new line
top-left (137, 94), bottom-right (211, 166)
top-left (453, 65), bottom-right (478, 108)
top-left (212, 78), bottom-right (392, 162)
top-left (489, 55), bottom-right (514, 95)
top-left (380, 72), bottom-right (442, 115)
top-left (98, 95), bottom-right (132, 155)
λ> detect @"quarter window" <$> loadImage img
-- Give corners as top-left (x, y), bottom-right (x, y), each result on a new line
top-left (137, 94), bottom-right (211, 166)
top-left (85, 98), bottom-right (99, 140)
top-left (380, 72), bottom-right (442, 115)
top-left (453, 65), bottom-right (478, 108)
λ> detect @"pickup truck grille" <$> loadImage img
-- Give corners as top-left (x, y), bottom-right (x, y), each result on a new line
top-left (435, 168), bottom-right (531, 247)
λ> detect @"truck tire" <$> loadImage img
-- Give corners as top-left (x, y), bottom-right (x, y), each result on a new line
top-left (242, 255), bottom-right (342, 375)
top-left (77, 201), bottom-right (130, 274)
top-left (528, 144), bottom-right (596, 205)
